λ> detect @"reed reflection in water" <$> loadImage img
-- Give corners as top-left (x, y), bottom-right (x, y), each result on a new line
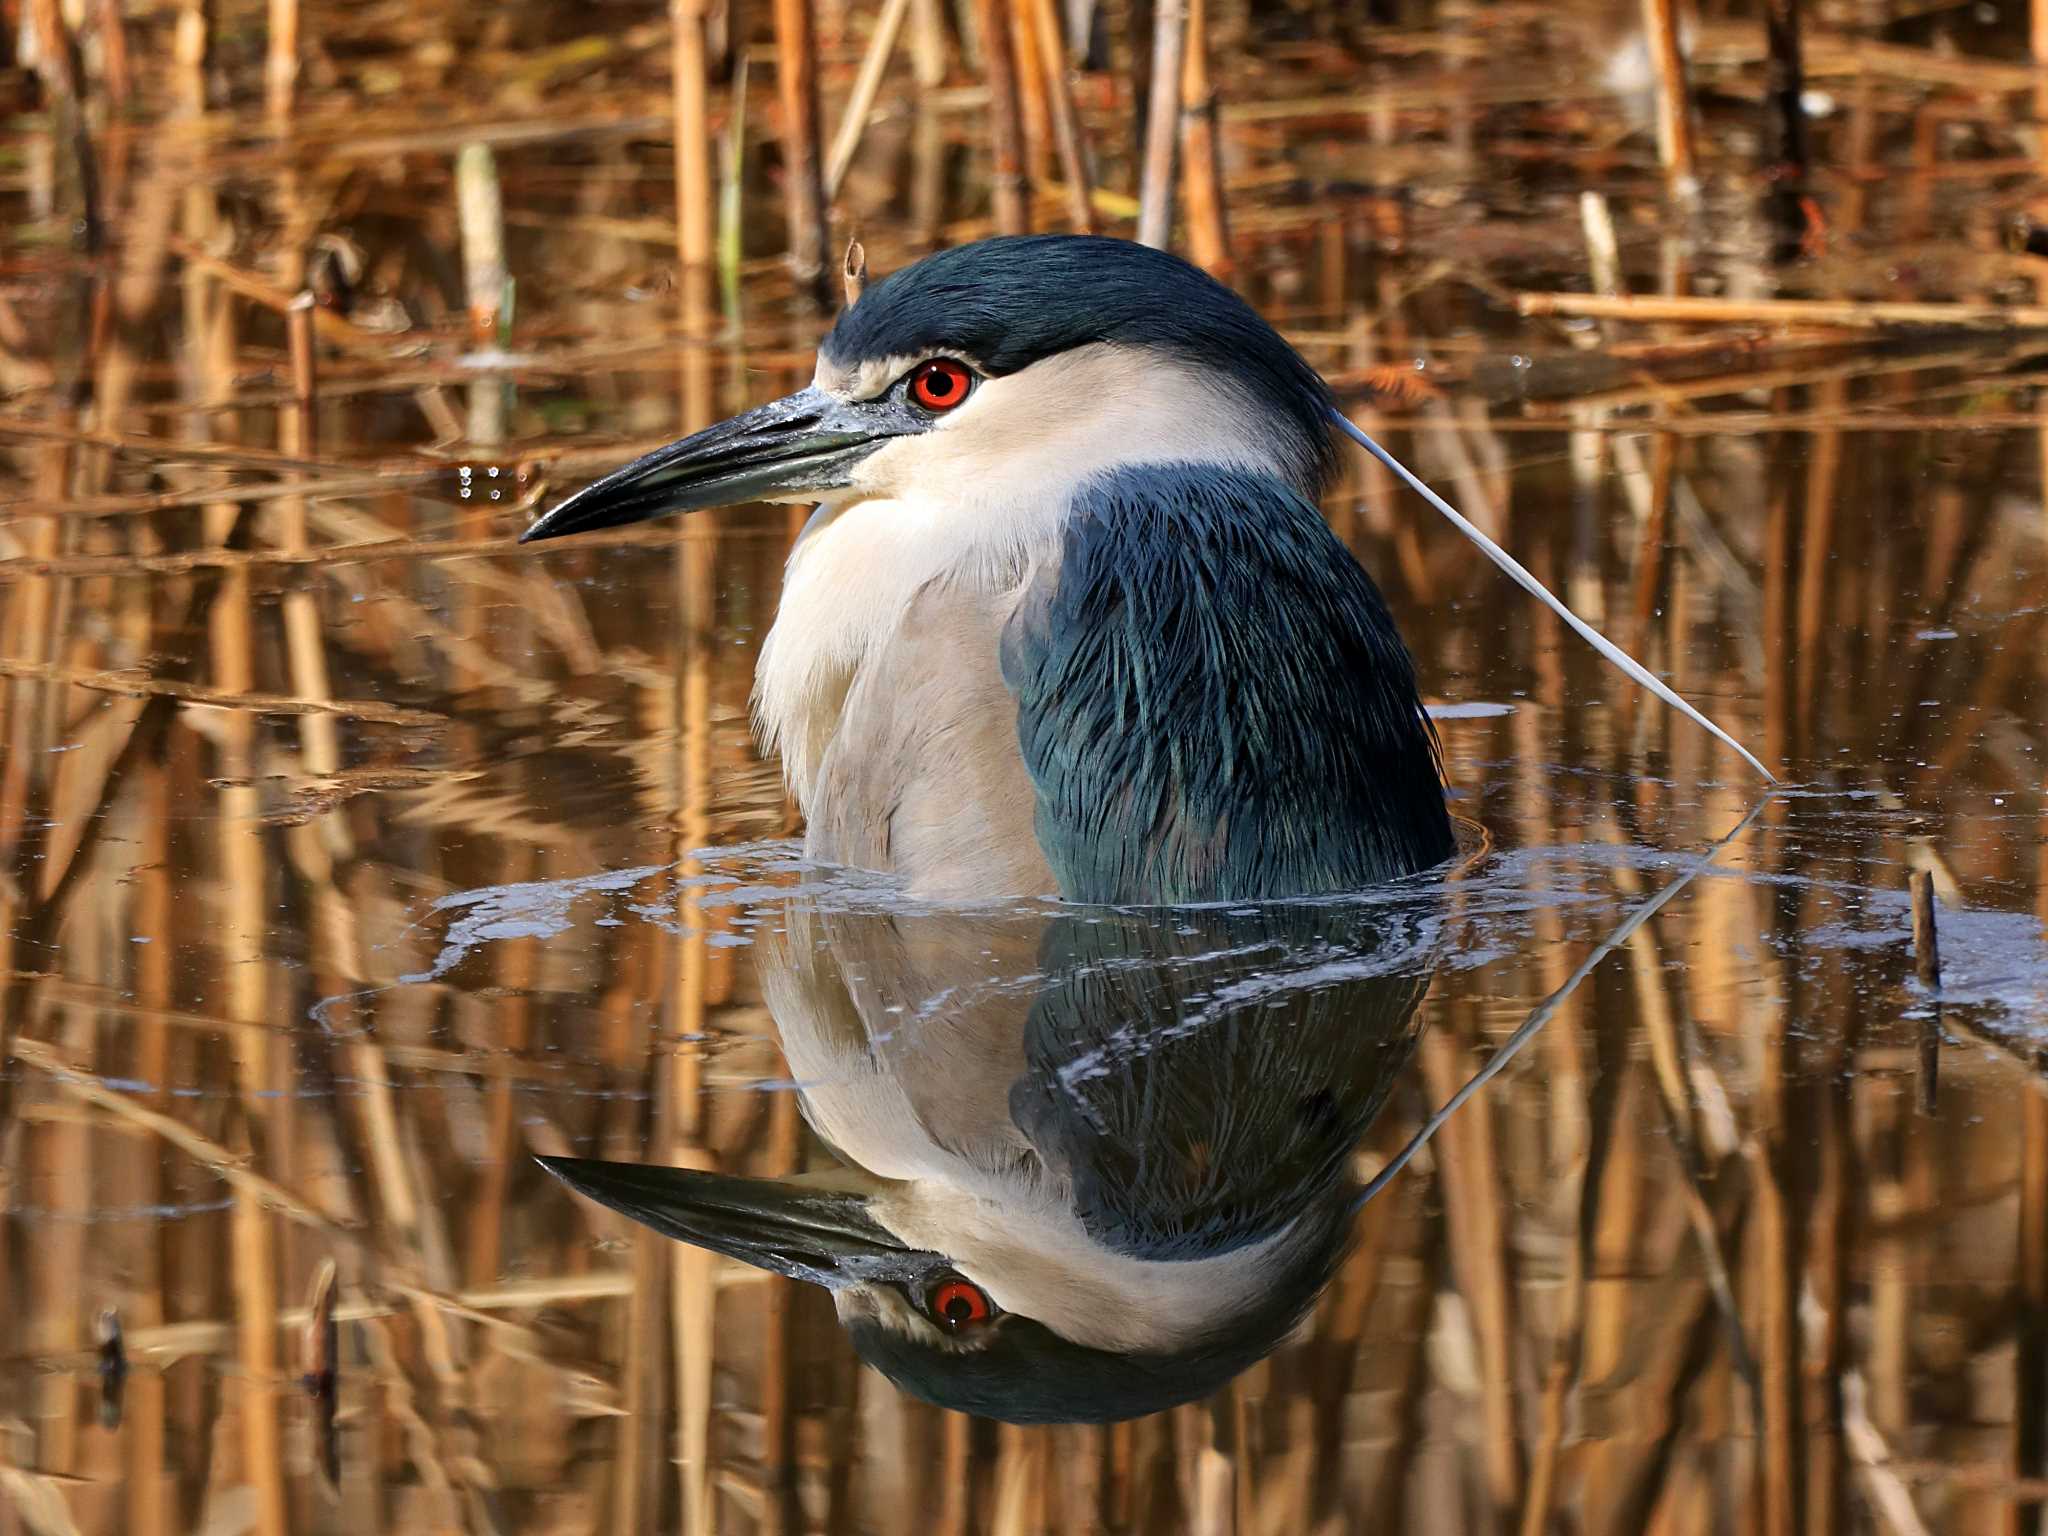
top-left (4, 0), bottom-right (2048, 1531)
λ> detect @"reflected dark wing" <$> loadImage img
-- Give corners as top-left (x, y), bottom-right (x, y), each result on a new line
top-left (999, 465), bottom-right (1453, 905)
top-left (1009, 896), bottom-right (1440, 1259)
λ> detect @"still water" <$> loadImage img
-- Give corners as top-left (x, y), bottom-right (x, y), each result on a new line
top-left (4, 2), bottom-right (2048, 1532)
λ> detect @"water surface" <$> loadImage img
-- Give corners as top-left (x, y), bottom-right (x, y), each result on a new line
top-left (3, 3), bottom-right (2048, 1531)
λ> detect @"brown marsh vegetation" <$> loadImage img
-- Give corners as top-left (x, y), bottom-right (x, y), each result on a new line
top-left (2, 0), bottom-right (2048, 1531)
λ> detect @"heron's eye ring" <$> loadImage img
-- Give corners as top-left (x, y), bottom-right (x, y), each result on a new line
top-left (927, 1275), bottom-right (996, 1331)
top-left (908, 358), bottom-right (974, 413)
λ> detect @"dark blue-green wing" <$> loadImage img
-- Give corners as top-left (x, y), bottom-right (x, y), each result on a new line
top-left (999, 465), bottom-right (1452, 904)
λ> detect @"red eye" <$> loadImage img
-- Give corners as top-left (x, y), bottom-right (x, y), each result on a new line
top-left (908, 358), bottom-right (973, 412)
top-left (927, 1276), bottom-right (996, 1331)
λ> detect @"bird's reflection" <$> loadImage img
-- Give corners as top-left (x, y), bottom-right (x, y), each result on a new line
top-left (545, 881), bottom-right (1443, 1424)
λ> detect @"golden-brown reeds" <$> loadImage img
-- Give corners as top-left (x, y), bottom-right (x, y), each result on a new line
top-left (1639, 0), bottom-right (1696, 193)
top-left (773, 0), bottom-right (832, 293)
top-left (1012, 0), bottom-right (1054, 183)
top-left (908, 0), bottom-right (947, 87)
top-left (2019, 1077), bottom-right (2048, 1536)
top-left (456, 143), bottom-right (507, 343)
top-left (674, 0), bottom-right (715, 272)
top-left (1177, 0), bottom-right (1228, 273)
top-left (1136, 0), bottom-right (1185, 248)
top-left (1517, 292), bottom-right (2048, 328)
top-left (1910, 870), bottom-right (1942, 992)
top-left (266, 0), bottom-right (299, 119)
top-left (1024, 0), bottom-right (1094, 231)
top-left (827, 0), bottom-right (915, 198)
top-left (975, 0), bottom-right (1032, 233)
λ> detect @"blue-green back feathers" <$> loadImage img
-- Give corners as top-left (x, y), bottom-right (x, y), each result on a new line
top-left (1000, 465), bottom-right (1453, 904)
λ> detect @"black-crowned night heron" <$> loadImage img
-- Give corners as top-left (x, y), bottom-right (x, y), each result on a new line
top-left (521, 233), bottom-right (1456, 898)
top-left (522, 233), bottom-right (1458, 1421)
top-left (541, 890), bottom-right (1440, 1423)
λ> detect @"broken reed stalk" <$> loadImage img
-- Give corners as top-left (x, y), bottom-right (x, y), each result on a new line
top-left (974, 0), bottom-right (1032, 233)
top-left (456, 143), bottom-right (507, 343)
top-left (265, 0), bottom-right (298, 119)
top-left (1911, 867), bottom-right (1941, 1116)
top-left (1137, 0), bottom-right (1187, 248)
top-left (1910, 868), bottom-right (1941, 992)
top-left (1639, 0), bottom-right (1696, 192)
top-left (772, 0), bottom-right (832, 293)
top-left (825, 0), bottom-right (913, 199)
top-left (1178, 0), bottom-right (1230, 272)
top-left (287, 290), bottom-right (316, 406)
top-left (673, 0), bottom-right (715, 271)
top-left (1025, 0), bottom-right (1094, 231)
top-left (1517, 291), bottom-right (2048, 329)
top-left (843, 237), bottom-right (868, 305)
top-left (1579, 191), bottom-right (1623, 299)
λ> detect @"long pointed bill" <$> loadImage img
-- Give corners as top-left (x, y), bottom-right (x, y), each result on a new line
top-left (520, 386), bottom-right (892, 542)
top-left (1328, 409), bottom-right (1778, 784)
top-left (537, 1155), bottom-right (928, 1289)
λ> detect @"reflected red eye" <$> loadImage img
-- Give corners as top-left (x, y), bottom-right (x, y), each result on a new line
top-left (908, 358), bottom-right (974, 412)
top-left (927, 1276), bottom-right (996, 1331)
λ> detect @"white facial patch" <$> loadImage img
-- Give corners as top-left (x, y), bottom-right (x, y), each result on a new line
top-left (845, 341), bottom-right (1292, 508)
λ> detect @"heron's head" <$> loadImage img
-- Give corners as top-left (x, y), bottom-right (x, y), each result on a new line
top-left (519, 235), bottom-right (1336, 544)
top-left (535, 1154), bottom-right (1351, 1424)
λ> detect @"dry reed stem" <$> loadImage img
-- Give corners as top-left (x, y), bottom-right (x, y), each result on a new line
top-left (92, 0), bottom-right (131, 107)
top-left (2016, 1049), bottom-right (2048, 1534)
top-left (286, 293), bottom-right (317, 404)
top-left (1519, 292), bottom-right (2048, 329)
top-left (227, 1150), bottom-right (287, 1536)
top-left (455, 146), bottom-right (507, 351)
top-left (8, 1038), bottom-right (349, 1236)
top-left (1512, 336), bottom-right (2048, 421)
top-left (0, 657), bottom-right (444, 725)
top-left (843, 237), bottom-right (869, 307)
top-left (1136, 0), bottom-right (1186, 248)
top-left (909, 0), bottom-right (947, 86)
top-left (975, 0), bottom-right (1031, 233)
top-left (265, 0), bottom-right (298, 119)
top-left (1024, 0), bottom-right (1094, 232)
top-left (1011, 0), bottom-right (1052, 181)
top-left (773, 0), bottom-right (832, 290)
top-left (0, 521), bottom-right (739, 578)
top-left (1843, 1373), bottom-right (1933, 1536)
top-left (1418, 1028), bottom-right (1524, 1519)
top-left (1177, 0), bottom-right (1229, 272)
top-left (674, 0), bottom-right (714, 270)
top-left (826, 0), bottom-right (915, 198)
top-left (1639, 0), bottom-right (1696, 191)
top-left (1909, 871), bottom-right (1942, 991)
top-left (1907, 864), bottom-right (1943, 1118)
